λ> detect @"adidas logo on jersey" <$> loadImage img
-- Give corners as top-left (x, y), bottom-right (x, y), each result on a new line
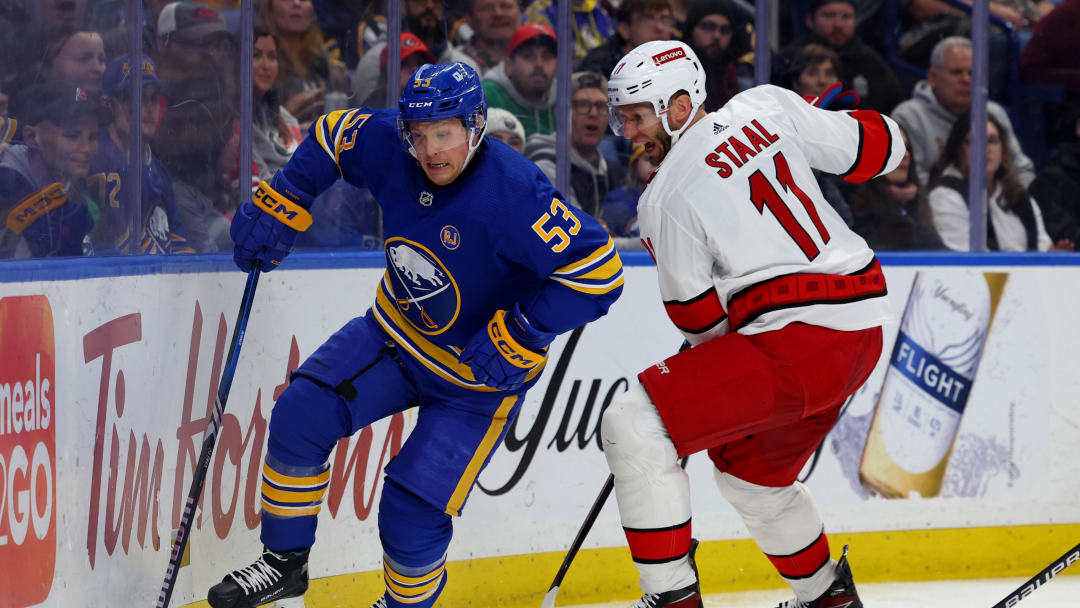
top-left (713, 123), bottom-right (728, 135)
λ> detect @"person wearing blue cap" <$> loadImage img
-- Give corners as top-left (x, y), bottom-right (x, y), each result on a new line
top-left (88, 54), bottom-right (193, 254)
top-left (204, 61), bottom-right (624, 608)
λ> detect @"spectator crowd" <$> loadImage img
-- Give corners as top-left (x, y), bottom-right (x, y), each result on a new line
top-left (1, 0), bottom-right (1078, 259)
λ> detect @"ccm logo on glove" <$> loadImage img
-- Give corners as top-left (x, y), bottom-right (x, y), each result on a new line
top-left (254, 181), bottom-right (313, 232)
top-left (487, 311), bottom-right (544, 368)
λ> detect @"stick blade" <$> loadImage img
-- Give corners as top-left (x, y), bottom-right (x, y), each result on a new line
top-left (540, 585), bottom-right (559, 608)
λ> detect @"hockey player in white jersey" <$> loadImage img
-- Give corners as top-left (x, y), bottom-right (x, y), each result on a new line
top-left (600, 40), bottom-right (906, 608)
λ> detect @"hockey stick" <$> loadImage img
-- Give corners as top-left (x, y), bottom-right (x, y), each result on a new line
top-left (541, 457), bottom-right (690, 608)
top-left (540, 473), bottom-right (615, 608)
top-left (989, 539), bottom-right (1080, 608)
top-left (156, 267), bottom-right (261, 608)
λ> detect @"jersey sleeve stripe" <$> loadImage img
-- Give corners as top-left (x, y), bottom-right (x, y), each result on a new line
top-left (550, 273), bottom-right (625, 294)
top-left (839, 110), bottom-right (892, 184)
top-left (663, 288), bottom-right (727, 334)
top-left (314, 115), bottom-right (336, 161)
top-left (576, 254), bottom-right (623, 280)
top-left (552, 237), bottom-right (614, 276)
top-left (331, 109), bottom-right (359, 162)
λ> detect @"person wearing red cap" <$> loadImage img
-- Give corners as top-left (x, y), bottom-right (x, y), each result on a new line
top-left (362, 32), bottom-right (439, 107)
top-left (481, 23), bottom-right (558, 136)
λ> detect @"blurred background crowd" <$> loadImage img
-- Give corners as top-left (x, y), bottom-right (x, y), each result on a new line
top-left (0, 0), bottom-right (1077, 259)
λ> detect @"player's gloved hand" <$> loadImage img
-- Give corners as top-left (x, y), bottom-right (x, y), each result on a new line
top-left (231, 179), bottom-right (313, 272)
top-left (460, 303), bottom-right (556, 392)
top-left (807, 82), bottom-right (860, 111)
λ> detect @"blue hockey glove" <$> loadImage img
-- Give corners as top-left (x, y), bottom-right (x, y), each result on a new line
top-left (809, 82), bottom-right (860, 111)
top-left (460, 303), bottom-right (556, 392)
top-left (231, 179), bottom-right (313, 271)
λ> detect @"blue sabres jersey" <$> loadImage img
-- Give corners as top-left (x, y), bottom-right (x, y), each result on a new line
top-left (89, 127), bottom-right (193, 255)
top-left (279, 108), bottom-right (624, 391)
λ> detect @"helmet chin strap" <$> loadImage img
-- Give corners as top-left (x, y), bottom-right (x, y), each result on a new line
top-left (660, 100), bottom-right (702, 149)
top-left (462, 125), bottom-right (486, 171)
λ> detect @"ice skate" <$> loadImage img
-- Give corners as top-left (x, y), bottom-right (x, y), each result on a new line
top-left (628, 539), bottom-right (703, 608)
top-left (368, 596), bottom-right (388, 608)
top-left (774, 545), bottom-right (862, 608)
top-left (206, 547), bottom-right (309, 608)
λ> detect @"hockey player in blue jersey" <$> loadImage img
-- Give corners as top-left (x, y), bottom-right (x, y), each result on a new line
top-left (206, 62), bottom-right (624, 608)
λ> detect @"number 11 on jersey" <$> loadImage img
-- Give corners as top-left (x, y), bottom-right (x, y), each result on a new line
top-left (748, 151), bottom-right (831, 261)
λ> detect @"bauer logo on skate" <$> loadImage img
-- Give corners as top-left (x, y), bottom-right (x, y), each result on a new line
top-left (0, 296), bottom-right (57, 607)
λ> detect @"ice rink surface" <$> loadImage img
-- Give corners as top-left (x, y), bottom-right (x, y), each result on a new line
top-left (572, 576), bottom-right (1080, 607)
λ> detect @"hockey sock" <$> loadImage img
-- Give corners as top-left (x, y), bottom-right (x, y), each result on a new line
top-left (714, 471), bottom-right (836, 600)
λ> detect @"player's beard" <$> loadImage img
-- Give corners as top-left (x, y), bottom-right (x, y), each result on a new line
top-left (650, 129), bottom-right (673, 163)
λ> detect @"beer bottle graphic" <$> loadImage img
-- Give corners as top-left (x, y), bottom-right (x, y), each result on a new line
top-left (859, 270), bottom-right (1008, 498)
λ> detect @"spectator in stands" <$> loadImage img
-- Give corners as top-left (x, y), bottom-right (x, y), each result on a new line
top-left (483, 23), bottom-right (558, 136)
top-left (259, 0), bottom-right (347, 126)
top-left (353, 0), bottom-right (478, 109)
top-left (461, 0), bottom-right (523, 74)
top-left (38, 0), bottom-right (88, 40)
top-left (778, 43), bottom-right (843, 99)
top-left (850, 123), bottom-right (943, 250)
top-left (0, 84), bottom-right (106, 258)
top-left (578, 0), bottom-right (673, 80)
top-left (776, 49), bottom-right (856, 226)
top-left (362, 32), bottom-right (438, 107)
top-left (1020, 0), bottom-right (1080, 91)
top-left (486, 107), bottom-right (526, 153)
top-left (600, 143), bottom-right (654, 239)
top-left (156, 2), bottom-right (235, 105)
top-left (900, 0), bottom-right (1052, 100)
top-left (41, 30), bottom-right (107, 96)
top-left (682, 0), bottom-right (750, 111)
top-left (1029, 102), bottom-right (1080, 245)
top-left (252, 25), bottom-right (303, 182)
top-left (927, 112), bottom-right (1069, 251)
top-left (775, 0), bottom-right (902, 112)
top-left (156, 98), bottom-right (236, 252)
top-left (524, 0), bottom-right (615, 60)
top-left (525, 71), bottom-right (626, 217)
top-left (893, 36), bottom-right (1036, 187)
top-left (91, 54), bottom-right (193, 254)
top-left (99, 0), bottom-right (173, 60)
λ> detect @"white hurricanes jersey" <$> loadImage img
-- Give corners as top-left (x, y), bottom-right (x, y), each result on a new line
top-left (637, 85), bottom-right (906, 344)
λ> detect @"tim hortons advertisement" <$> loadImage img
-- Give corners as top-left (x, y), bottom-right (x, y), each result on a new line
top-left (0, 262), bottom-right (1077, 605)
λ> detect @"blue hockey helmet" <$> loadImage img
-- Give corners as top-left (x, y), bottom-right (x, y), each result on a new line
top-left (397, 62), bottom-right (487, 166)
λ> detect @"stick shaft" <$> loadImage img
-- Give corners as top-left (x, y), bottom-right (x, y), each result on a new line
top-left (990, 540), bottom-right (1080, 608)
top-left (156, 268), bottom-right (261, 608)
top-left (546, 474), bottom-right (615, 593)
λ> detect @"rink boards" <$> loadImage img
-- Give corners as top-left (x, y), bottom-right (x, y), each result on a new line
top-left (0, 252), bottom-right (1078, 607)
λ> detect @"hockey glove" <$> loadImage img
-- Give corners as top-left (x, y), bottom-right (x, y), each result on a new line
top-left (231, 178), bottom-right (313, 272)
top-left (460, 303), bottom-right (556, 392)
top-left (808, 82), bottom-right (860, 111)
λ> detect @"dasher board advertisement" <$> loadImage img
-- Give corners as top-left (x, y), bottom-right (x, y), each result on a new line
top-left (0, 256), bottom-right (1077, 606)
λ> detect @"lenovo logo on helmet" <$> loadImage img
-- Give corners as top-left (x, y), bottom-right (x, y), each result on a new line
top-left (652, 48), bottom-right (685, 66)
top-left (407, 102), bottom-right (433, 108)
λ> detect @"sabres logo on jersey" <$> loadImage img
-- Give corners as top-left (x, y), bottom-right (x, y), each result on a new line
top-left (385, 237), bottom-right (461, 335)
